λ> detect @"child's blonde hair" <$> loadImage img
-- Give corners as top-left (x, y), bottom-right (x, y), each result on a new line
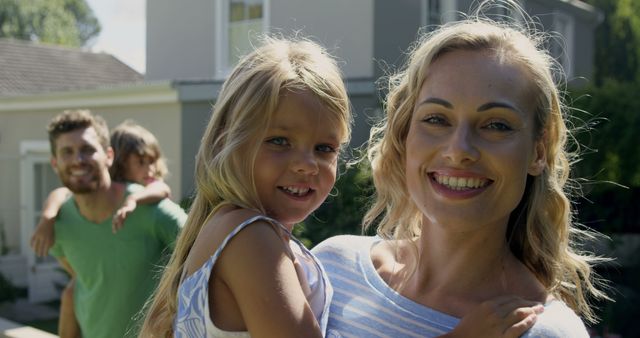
top-left (364, 3), bottom-right (608, 324)
top-left (110, 120), bottom-right (168, 182)
top-left (139, 37), bottom-right (351, 337)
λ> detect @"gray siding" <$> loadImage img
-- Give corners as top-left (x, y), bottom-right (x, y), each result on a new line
top-left (146, 0), bottom-right (216, 81)
top-left (373, 0), bottom-right (422, 79)
top-left (271, 0), bottom-right (374, 79)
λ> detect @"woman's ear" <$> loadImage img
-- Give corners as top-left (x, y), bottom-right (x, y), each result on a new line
top-left (528, 133), bottom-right (547, 176)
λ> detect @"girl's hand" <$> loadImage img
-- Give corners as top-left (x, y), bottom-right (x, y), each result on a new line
top-left (31, 217), bottom-right (56, 257)
top-left (443, 296), bottom-right (544, 338)
top-left (112, 198), bottom-right (137, 233)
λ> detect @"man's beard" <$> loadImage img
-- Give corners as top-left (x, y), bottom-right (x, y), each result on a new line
top-left (59, 172), bottom-right (102, 194)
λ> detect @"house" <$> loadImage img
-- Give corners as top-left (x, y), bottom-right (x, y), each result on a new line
top-left (0, 0), bottom-right (601, 303)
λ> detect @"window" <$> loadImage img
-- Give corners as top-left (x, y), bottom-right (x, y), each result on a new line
top-left (552, 10), bottom-right (574, 79)
top-left (421, 0), bottom-right (456, 31)
top-left (216, 0), bottom-right (268, 77)
top-left (426, 0), bottom-right (441, 28)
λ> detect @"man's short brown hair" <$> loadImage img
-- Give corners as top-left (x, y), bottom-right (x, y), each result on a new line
top-left (47, 110), bottom-right (110, 155)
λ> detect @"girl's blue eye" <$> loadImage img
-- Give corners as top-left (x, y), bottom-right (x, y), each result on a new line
top-left (267, 137), bottom-right (288, 146)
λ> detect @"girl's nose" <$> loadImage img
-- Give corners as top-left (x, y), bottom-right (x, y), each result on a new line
top-left (291, 150), bottom-right (319, 175)
top-left (442, 125), bottom-right (480, 165)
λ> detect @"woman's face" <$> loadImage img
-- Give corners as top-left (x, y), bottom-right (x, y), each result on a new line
top-left (405, 49), bottom-right (545, 233)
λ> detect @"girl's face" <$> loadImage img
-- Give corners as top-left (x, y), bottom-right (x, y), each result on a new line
top-left (124, 153), bottom-right (157, 185)
top-left (405, 49), bottom-right (545, 233)
top-left (253, 90), bottom-right (343, 229)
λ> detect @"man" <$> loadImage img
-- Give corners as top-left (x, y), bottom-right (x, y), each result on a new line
top-left (46, 110), bottom-right (186, 338)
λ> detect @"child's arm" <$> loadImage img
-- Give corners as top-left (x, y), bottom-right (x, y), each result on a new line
top-left (441, 296), bottom-right (544, 338)
top-left (184, 209), bottom-right (322, 338)
top-left (112, 180), bottom-right (171, 233)
top-left (216, 221), bottom-right (322, 338)
top-left (30, 187), bottom-right (72, 257)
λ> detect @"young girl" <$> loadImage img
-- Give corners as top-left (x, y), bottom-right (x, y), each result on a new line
top-left (30, 120), bottom-right (172, 338)
top-left (139, 37), bottom-right (544, 338)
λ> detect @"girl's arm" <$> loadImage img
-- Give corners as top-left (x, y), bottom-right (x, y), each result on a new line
top-left (441, 296), bottom-right (544, 338)
top-left (30, 187), bottom-right (72, 257)
top-left (185, 210), bottom-right (322, 338)
top-left (112, 180), bottom-right (171, 233)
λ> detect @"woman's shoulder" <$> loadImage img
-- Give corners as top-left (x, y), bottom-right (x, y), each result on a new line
top-left (311, 235), bottom-right (378, 265)
top-left (313, 235), bottom-right (377, 253)
top-left (523, 300), bottom-right (590, 338)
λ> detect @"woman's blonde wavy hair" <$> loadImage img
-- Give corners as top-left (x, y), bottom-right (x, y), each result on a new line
top-left (138, 37), bottom-right (351, 337)
top-left (364, 3), bottom-right (608, 324)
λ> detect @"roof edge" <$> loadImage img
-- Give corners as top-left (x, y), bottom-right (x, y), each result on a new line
top-left (0, 82), bottom-right (178, 112)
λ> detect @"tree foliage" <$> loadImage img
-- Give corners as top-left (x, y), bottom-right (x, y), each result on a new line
top-left (569, 81), bottom-right (640, 233)
top-left (0, 0), bottom-right (100, 47)
top-left (294, 158), bottom-right (375, 247)
top-left (588, 0), bottom-right (640, 84)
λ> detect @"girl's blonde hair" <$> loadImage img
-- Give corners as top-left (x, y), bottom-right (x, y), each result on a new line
top-left (139, 37), bottom-right (351, 337)
top-left (364, 4), bottom-right (608, 324)
top-left (110, 120), bottom-right (169, 182)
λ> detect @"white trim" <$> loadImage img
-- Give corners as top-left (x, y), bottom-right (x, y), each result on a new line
top-left (215, 0), bottom-right (269, 79)
top-left (19, 141), bottom-right (67, 302)
top-left (441, 0), bottom-right (457, 23)
top-left (214, 0), bottom-right (227, 80)
top-left (19, 141), bottom-right (50, 260)
top-left (0, 82), bottom-right (178, 112)
top-left (421, 0), bottom-right (457, 28)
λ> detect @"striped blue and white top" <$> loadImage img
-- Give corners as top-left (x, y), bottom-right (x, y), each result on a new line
top-left (312, 235), bottom-right (589, 338)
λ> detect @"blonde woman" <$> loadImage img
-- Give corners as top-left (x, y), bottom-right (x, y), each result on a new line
top-left (313, 3), bottom-right (609, 337)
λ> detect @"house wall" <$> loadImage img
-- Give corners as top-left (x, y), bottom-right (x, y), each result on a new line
top-left (271, 0), bottom-right (374, 79)
top-left (146, 0), bottom-right (216, 81)
top-left (373, 0), bottom-right (422, 79)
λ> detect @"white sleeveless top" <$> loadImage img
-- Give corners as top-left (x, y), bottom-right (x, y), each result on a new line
top-left (174, 215), bottom-right (333, 337)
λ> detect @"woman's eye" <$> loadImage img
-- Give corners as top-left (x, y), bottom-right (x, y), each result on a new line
top-left (316, 144), bottom-right (337, 153)
top-left (266, 137), bottom-right (288, 146)
top-left (484, 121), bottom-right (513, 131)
top-left (422, 115), bottom-right (449, 126)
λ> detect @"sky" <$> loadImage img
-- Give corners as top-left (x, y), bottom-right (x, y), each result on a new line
top-left (85, 0), bottom-right (146, 74)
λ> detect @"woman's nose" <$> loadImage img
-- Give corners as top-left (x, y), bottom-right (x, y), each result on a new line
top-left (442, 125), bottom-right (480, 165)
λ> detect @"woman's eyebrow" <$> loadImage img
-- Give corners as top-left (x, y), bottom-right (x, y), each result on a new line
top-left (416, 97), bottom-right (453, 109)
top-left (477, 101), bottom-right (523, 115)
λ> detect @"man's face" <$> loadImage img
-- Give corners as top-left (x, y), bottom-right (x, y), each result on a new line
top-left (50, 127), bottom-right (113, 194)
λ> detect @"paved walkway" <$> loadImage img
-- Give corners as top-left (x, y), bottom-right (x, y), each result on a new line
top-left (0, 317), bottom-right (57, 338)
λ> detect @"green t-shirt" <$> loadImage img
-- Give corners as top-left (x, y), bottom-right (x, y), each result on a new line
top-left (49, 183), bottom-right (186, 338)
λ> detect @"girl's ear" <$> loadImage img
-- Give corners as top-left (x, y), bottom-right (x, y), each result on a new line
top-left (528, 133), bottom-right (547, 176)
